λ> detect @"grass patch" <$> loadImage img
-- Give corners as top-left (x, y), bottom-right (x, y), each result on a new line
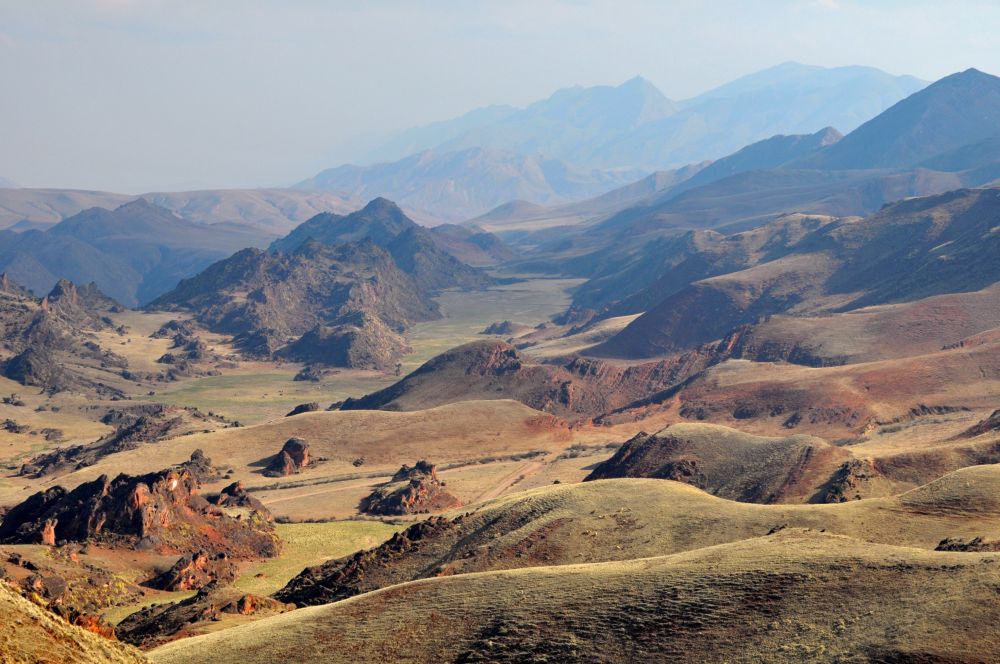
top-left (234, 521), bottom-right (403, 596)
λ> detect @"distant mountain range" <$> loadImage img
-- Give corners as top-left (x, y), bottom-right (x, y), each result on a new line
top-left (506, 68), bottom-right (1000, 320)
top-left (0, 178), bottom-right (17, 189)
top-left (295, 147), bottom-right (643, 222)
top-left (0, 188), bottom-right (361, 234)
top-left (297, 62), bottom-right (925, 220)
top-left (0, 199), bottom-right (274, 306)
top-left (363, 63), bottom-right (925, 171)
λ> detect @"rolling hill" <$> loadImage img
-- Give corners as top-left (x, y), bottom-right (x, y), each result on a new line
top-left (150, 468), bottom-right (1000, 663)
top-left (0, 581), bottom-right (145, 664)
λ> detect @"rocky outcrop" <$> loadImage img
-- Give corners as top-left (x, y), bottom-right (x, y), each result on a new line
top-left (339, 339), bottom-right (710, 423)
top-left (117, 583), bottom-right (293, 649)
top-left (214, 480), bottom-right (268, 514)
top-left (149, 238), bottom-right (439, 356)
top-left (275, 516), bottom-right (457, 606)
top-left (585, 424), bottom-right (846, 504)
top-left (0, 461), bottom-right (279, 558)
top-left (812, 459), bottom-right (885, 503)
top-left (0, 277), bottom-right (129, 395)
top-left (151, 319), bottom-right (197, 339)
top-left (275, 311), bottom-right (410, 370)
top-left (263, 438), bottom-right (310, 477)
top-left (148, 551), bottom-right (238, 591)
top-left (954, 409), bottom-right (1000, 439)
top-left (18, 405), bottom-right (186, 478)
top-left (285, 403), bottom-right (319, 418)
top-left (293, 364), bottom-right (328, 382)
top-left (359, 460), bottom-right (461, 516)
top-left (935, 536), bottom-right (1000, 552)
top-left (480, 320), bottom-right (533, 337)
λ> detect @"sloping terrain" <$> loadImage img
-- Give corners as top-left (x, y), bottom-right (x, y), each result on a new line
top-left (275, 311), bottom-right (411, 370)
top-left (339, 339), bottom-right (711, 423)
top-left (510, 69), bottom-right (1000, 317)
top-left (584, 424), bottom-right (849, 503)
top-left (595, 187), bottom-right (1000, 358)
top-left (366, 63), bottom-right (923, 172)
top-left (798, 68), bottom-right (1000, 170)
top-left (0, 581), bottom-right (146, 664)
top-left (568, 213), bottom-right (837, 314)
top-left (615, 337), bottom-right (1000, 442)
top-left (152, 528), bottom-right (1000, 664)
top-left (271, 198), bottom-right (506, 283)
top-left (272, 198), bottom-right (499, 292)
top-left (0, 277), bottom-right (134, 395)
top-left (149, 238), bottom-right (436, 358)
top-left (271, 463), bottom-right (1000, 606)
top-left (424, 223), bottom-right (516, 266)
top-left (0, 400), bottom-right (572, 511)
top-left (0, 187), bottom-right (361, 232)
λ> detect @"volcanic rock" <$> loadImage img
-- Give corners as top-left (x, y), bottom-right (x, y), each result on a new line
top-left (0, 463), bottom-right (279, 558)
top-left (359, 460), bottom-right (461, 516)
top-left (262, 438), bottom-right (310, 477)
top-left (148, 551), bottom-right (238, 591)
top-left (285, 403), bottom-right (319, 418)
top-left (954, 409), bottom-right (1000, 439)
top-left (214, 481), bottom-right (268, 515)
top-left (480, 320), bottom-right (533, 337)
top-left (275, 516), bottom-right (457, 606)
top-left (935, 536), bottom-right (1000, 552)
top-left (275, 311), bottom-right (411, 370)
top-left (19, 405), bottom-right (186, 478)
top-left (117, 583), bottom-right (293, 649)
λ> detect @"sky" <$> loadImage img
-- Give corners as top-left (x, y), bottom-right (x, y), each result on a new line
top-left (1, 0), bottom-right (999, 192)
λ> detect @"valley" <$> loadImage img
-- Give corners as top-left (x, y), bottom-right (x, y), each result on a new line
top-left (5, 15), bottom-right (1000, 661)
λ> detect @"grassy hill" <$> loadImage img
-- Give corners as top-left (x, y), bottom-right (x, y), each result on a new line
top-left (150, 527), bottom-right (1000, 663)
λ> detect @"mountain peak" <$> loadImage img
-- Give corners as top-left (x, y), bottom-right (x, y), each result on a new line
top-left (361, 197), bottom-right (405, 215)
top-left (797, 67), bottom-right (1000, 170)
top-left (116, 197), bottom-right (157, 212)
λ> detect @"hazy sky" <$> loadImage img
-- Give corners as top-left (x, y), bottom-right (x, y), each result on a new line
top-left (1, 0), bottom-right (998, 192)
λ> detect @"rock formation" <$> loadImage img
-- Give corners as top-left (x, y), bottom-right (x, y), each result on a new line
top-left (359, 460), bottom-right (461, 515)
top-left (584, 424), bottom-right (852, 504)
top-left (116, 583), bottom-right (293, 649)
top-left (19, 406), bottom-right (189, 478)
top-left (275, 311), bottom-right (411, 370)
top-left (480, 320), bottom-right (533, 337)
top-left (285, 403), bottom-right (319, 418)
top-left (275, 516), bottom-right (457, 606)
top-left (0, 461), bottom-right (279, 558)
top-left (148, 551), bottom-right (238, 591)
top-left (954, 409), bottom-right (1000, 439)
top-left (263, 438), bottom-right (310, 477)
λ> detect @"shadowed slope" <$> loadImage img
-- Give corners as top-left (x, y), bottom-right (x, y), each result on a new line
top-left (152, 529), bottom-right (1000, 664)
top-left (273, 464), bottom-right (1000, 607)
